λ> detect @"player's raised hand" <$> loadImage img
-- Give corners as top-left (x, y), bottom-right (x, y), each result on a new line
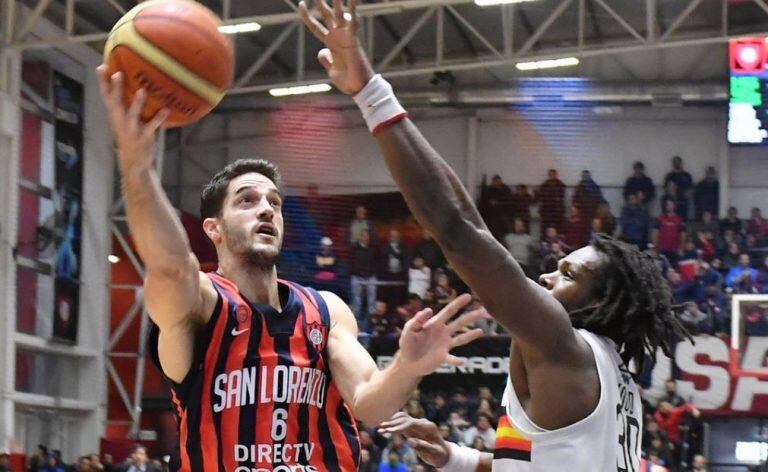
top-left (378, 412), bottom-right (450, 468)
top-left (96, 65), bottom-right (168, 175)
top-left (298, 0), bottom-right (374, 95)
top-left (398, 293), bottom-right (485, 376)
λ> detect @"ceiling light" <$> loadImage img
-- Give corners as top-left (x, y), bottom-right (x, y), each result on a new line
top-left (475, 0), bottom-right (541, 6)
top-left (516, 57), bottom-right (580, 71)
top-left (218, 22), bottom-right (262, 34)
top-left (269, 83), bottom-right (332, 97)
top-left (108, 255), bottom-right (120, 264)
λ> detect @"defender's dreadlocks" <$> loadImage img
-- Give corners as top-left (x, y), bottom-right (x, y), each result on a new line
top-left (570, 234), bottom-right (691, 377)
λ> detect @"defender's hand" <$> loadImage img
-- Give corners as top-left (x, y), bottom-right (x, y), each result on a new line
top-left (379, 412), bottom-right (451, 468)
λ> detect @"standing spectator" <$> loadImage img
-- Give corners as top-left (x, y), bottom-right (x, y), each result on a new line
top-left (360, 429), bottom-right (382, 464)
top-left (572, 170), bottom-right (606, 221)
top-left (720, 207), bottom-right (743, 235)
top-left (29, 445), bottom-right (49, 472)
top-left (535, 169), bottom-right (566, 232)
top-left (504, 217), bottom-right (534, 275)
top-left (379, 229), bottom-right (409, 308)
top-left (350, 228), bottom-right (378, 326)
top-left (368, 300), bottom-right (402, 342)
top-left (407, 256), bottom-right (431, 300)
top-left (562, 205), bottom-right (591, 249)
top-left (478, 174), bottom-right (512, 242)
top-left (654, 402), bottom-right (701, 445)
top-left (619, 193), bottom-right (651, 249)
top-left (377, 452), bottom-right (407, 472)
top-left (381, 435), bottom-right (417, 469)
top-left (655, 200), bottom-right (686, 264)
top-left (413, 229), bottom-right (445, 271)
top-left (398, 293), bottom-right (425, 321)
top-left (510, 184), bottom-right (534, 227)
top-left (77, 456), bottom-right (93, 472)
top-left (694, 166), bottom-right (719, 220)
top-left (624, 161), bottom-right (656, 206)
top-left (40, 454), bottom-right (65, 472)
top-left (349, 204), bottom-right (374, 245)
top-left (680, 301), bottom-right (715, 335)
top-left (665, 155), bottom-right (694, 200)
top-left (462, 412), bottom-right (496, 449)
top-left (726, 254), bottom-right (760, 289)
top-left (746, 207), bottom-right (768, 241)
top-left (661, 181), bottom-right (688, 221)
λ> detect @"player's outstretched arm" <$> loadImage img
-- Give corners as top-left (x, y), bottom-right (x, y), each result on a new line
top-left (323, 293), bottom-right (484, 426)
top-left (299, 0), bottom-right (578, 359)
top-left (97, 66), bottom-right (215, 382)
top-left (378, 412), bottom-right (493, 472)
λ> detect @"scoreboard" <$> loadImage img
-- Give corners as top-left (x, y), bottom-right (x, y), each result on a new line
top-left (729, 37), bottom-right (768, 145)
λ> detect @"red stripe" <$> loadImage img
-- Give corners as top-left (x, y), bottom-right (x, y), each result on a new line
top-left (220, 297), bottom-right (251, 471)
top-left (255, 315), bottom-right (276, 467)
top-left (324, 385), bottom-right (357, 471)
top-left (372, 112), bottom-right (408, 136)
top-left (199, 293), bottom-right (228, 471)
top-left (171, 391), bottom-right (192, 472)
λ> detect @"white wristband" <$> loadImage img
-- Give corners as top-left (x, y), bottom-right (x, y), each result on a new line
top-left (353, 74), bottom-right (407, 134)
top-left (439, 442), bottom-right (481, 472)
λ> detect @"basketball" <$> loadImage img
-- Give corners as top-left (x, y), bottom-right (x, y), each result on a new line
top-left (103, 0), bottom-right (234, 128)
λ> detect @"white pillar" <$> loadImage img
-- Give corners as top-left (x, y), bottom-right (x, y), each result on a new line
top-left (718, 116), bottom-right (730, 216)
top-left (465, 115), bottom-right (479, 200)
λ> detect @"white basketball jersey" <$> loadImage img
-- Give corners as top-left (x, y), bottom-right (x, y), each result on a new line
top-left (492, 330), bottom-right (642, 472)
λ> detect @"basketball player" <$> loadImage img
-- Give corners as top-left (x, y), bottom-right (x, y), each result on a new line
top-left (96, 66), bottom-right (487, 472)
top-left (300, 1), bottom-right (689, 470)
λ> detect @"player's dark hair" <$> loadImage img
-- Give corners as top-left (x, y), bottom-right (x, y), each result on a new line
top-left (570, 234), bottom-right (691, 377)
top-left (200, 158), bottom-right (282, 219)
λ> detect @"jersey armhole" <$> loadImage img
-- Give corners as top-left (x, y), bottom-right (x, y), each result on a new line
top-left (148, 288), bottom-right (223, 406)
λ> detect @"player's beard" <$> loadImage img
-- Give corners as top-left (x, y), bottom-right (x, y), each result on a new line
top-left (223, 220), bottom-right (281, 269)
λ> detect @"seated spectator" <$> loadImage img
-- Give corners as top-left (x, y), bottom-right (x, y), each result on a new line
top-left (381, 435), bottom-right (417, 469)
top-left (720, 206), bottom-right (743, 235)
top-left (433, 272), bottom-right (457, 307)
top-left (680, 301), bottom-right (715, 335)
top-left (726, 253), bottom-right (760, 289)
top-left (619, 193), bottom-right (651, 249)
top-left (688, 210), bottom-right (719, 240)
top-left (648, 438), bottom-right (674, 470)
top-left (122, 445), bottom-right (160, 472)
top-left (438, 422), bottom-right (461, 444)
top-left (562, 205), bottom-right (591, 249)
top-left (572, 170), bottom-right (606, 220)
top-left (694, 166), bottom-right (719, 220)
top-left (540, 226), bottom-right (568, 255)
top-left (359, 449), bottom-right (376, 472)
top-left (760, 256), bottom-right (768, 292)
top-left (426, 393), bottom-right (451, 424)
top-left (694, 230), bottom-right (715, 262)
top-left (540, 242), bottom-right (566, 275)
top-left (369, 300), bottom-right (402, 342)
top-left (595, 203), bottom-right (617, 235)
top-left (398, 293), bottom-right (424, 321)
top-left (699, 284), bottom-right (727, 332)
top-left (313, 236), bottom-right (339, 291)
top-left (477, 386), bottom-right (498, 413)
top-left (40, 454), bottom-right (65, 472)
top-left (470, 436), bottom-right (490, 452)
top-left (747, 207), bottom-right (768, 241)
top-left (0, 453), bottom-right (9, 472)
top-left (475, 398), bottom-right (496, 421)
top-left (405, 398), bottom-right (426, 419)
top-left (624, 161), bottom-right (655, 206)
top-left (462, 412), bottom-right (496, 449)
top-left (360, 429), bottom-right (382, 465)
top-left (690, 454), bottom-right (708, 472)
top-left (377, 452), bottom-right (407, 472)
top-left (77, 456), bottom-right (92, 472)
top-left (678, 237), bottom-right (700, 263)
top-left (661, 180), bottom-right (688, 221)
top-left (407, 256), bottom-right (431, 300)
top-left (510, 184), bottom-right (534, 227)
top-left (722, 242), bottom-right (742, 269)
top-left (655, 200), bottom-right (686, 264)
top-left (744, 305), bottom-right (768, 336)
top-left (504, 217), bottom-right (534, 274)
top-left (745, 234), bottom-right (763, 262)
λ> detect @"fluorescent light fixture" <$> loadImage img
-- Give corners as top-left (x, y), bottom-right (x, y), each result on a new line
top-left (475, 0), bottom-right (541, 5)
top-left (269, 83), bottom-right (332, 97)
top-left (516, 57), bottom-right (580, 71)
top-left (108, 255), bottom-right (120, 264)
top-left (218, 22), bottom-right (262, 34)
